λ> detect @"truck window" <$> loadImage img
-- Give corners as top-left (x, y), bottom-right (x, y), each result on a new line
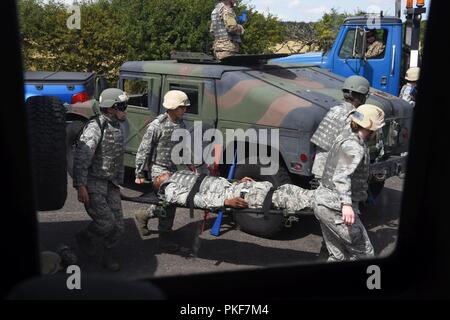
top-left (168, 83), bottom-right (199, 114)
top-left (123, 79), bottom-right (149, 109)
top-left (365, 29), bottom-right (387, 59)
top-left (339, 29), bottom-right (357, 59)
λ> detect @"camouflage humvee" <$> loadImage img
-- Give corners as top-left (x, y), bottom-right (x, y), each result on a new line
top-left (66, 53), bottom-right (412, 237)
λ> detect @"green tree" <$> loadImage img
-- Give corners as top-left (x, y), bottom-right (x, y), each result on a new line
top-left (313, 8), bottom-right (348, 51)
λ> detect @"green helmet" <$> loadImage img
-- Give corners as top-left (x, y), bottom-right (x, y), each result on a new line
top-left (99, 88), bottom-right (129, 109)
top-left (342, 75), bottom-right (370, 95)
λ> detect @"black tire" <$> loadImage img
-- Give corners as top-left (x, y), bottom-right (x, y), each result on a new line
top-left (66, 121), bottom-right (85, 177)
top-left (26, 96), bottom-right (67, 211)
top-left (233, 163), bottom-right (292, 238)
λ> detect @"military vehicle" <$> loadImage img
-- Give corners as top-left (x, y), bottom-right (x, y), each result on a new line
top-left (65, 52), bottom-right (412, 237)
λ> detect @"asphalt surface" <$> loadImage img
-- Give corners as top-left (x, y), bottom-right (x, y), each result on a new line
top-left (38, 172), bottom-right (403, 279)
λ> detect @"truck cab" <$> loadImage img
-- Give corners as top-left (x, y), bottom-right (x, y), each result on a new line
top-left (273, 16), bottom-right (404, 96)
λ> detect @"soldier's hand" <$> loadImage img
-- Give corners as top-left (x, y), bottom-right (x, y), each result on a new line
top-left (77, 186), bottom-right (90, 204)
top-left (135, 178), bottom-right (146, 185)
top-left (240, 176), bottom-right (254, 182)
top-left (239, 25), bottom-right (245, 35)
top-left (342, 204), bottom-right (355, 225)
top-left (225, 197), bottom-right (248, 209)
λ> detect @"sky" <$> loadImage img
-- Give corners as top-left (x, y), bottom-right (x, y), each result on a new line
top-left (244, 0), bottom-right (431, 22)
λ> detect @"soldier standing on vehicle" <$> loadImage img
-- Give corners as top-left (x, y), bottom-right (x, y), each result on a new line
top-left (210, 0), bottom-right (245, 60)
top-left (311, 75), bottom-right (370, 182)
top-left (399, 67), bottom-right (420, 107)
top-left (313, 104), bottom-right (385, 262)
top-left (365, 29), bottom-right (385, 59)
top-left (73, 88), bottom-right (128, 271)
top-left (134, 90), bottom-right (188, 252)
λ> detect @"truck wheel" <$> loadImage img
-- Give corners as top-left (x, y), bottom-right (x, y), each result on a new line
top-left (66, 121), bottom-right (85, 177)
top-left (233, 163), bottom-right (292, 238)
top-left (26, 96), bottom-right (67, 211)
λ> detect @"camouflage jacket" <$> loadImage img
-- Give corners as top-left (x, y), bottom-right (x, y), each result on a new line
top-left (315, 130), bottom-right (370, 211)
top-left (135, 113), bottom-right (186, 179)
top-left (366, 40), bottom-right (385, 58)
top-left (210, 2), bottom-right (242, 44)
top-left (73, 114), bottom-right (124, 188)
top-left (159, 170), bottom-right (313, 212)
top-left (399, 83), bottom-right (417, 106)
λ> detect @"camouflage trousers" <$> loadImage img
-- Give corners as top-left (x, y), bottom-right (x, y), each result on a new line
top-left (81, 179), bottom-right (124, 248)
top-left (213, 39), bottom-right (239, 60)
top-left (313, 202), bottom-right (374, 261)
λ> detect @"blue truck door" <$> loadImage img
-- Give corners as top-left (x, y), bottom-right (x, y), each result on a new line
top-left (361, 27), bottom-right (392, 93)
top-left (332, 27), bottom-right (365, 78)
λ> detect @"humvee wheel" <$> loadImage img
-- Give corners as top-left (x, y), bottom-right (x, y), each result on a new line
top-left (66, 120), bottom-right (85, 177)
top-left (26, 96), bottom-right (67, 211)
top-left (233, 163), bottom-right (291, 238)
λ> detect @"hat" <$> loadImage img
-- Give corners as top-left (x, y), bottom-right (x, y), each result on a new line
top-left (351, 104), bottom-right (385, 131)
top-left (405, 67), bottom-right (420, 81)
top-left (163, 90), bottom-right (190, 110)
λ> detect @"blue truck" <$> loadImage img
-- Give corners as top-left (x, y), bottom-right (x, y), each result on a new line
top-left (24, 71), bottom-right (108, 104)
top-left (273, 2), bottom-right (426, 96)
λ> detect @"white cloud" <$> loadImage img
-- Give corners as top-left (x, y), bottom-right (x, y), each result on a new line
top-left (306, 6), bottom-right (329, 15)
top-left (289, 0), bottom-right (301, 8)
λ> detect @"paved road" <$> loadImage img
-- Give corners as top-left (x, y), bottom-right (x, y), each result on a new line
top-left (38, 173), bottom-right (403, 279)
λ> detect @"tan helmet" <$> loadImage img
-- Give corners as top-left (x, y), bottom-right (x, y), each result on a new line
top-left (405, 67), bottom-right (420, 81)
top-left (351, 104), bottom-right (385, 131)
top-left (163, 90), bottom-right (190, 110)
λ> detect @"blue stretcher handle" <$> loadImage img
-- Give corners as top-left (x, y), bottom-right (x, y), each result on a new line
top-left (210, 153), bottom-right (236, 236)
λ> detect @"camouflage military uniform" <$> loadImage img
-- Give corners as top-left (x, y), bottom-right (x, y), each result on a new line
top-left (73, 114), bottom-right (125, 249)
top-left (158, 170), bottom-right (313, 212)
top-left (313, 129), bottom-right (374, 261)
top-left (399, 83), bottom-right (417, 107)
top-left (311, 101), bottom-right (355, 179)
top-left (366, 40), bottom-right (385, 58)
top-left (135, 113), bottom-right (186, 181)
top-left (210, 2), bottom-right (243, 60)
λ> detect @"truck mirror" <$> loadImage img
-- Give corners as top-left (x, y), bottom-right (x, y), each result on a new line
top-left (94, 75), bottom-right (110, 100)
top-left (353, 27), bottom-right (367, 59)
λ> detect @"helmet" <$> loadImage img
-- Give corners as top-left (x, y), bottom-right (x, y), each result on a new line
top-left (99, 88), bottom-right (129, 109)
top-left (351, 104), bottom-right (385, 131)
top-left (40, 251), bottom-right (63, 275)
top-left (163, 90), bottom-right (190, 110)
top-left (342, 75), bottom-right (370, 95)
top-left (405, 67), bottom-right (420, 81)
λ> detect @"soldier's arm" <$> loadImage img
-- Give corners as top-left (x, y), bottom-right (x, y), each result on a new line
top-left (222, 9), bottom-right (243, 35)
top-left (72, 121), bottom-right (102, 188)
top-left (135, 122), bottom-right (160, 179)
top-left (332, 140), bottom-right (364, 205)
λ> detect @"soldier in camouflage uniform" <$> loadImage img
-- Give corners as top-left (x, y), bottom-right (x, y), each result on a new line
top-left (73, 88), bottom-right (128, 271)
top-left (149, 170), bottom-right (313, 213)
top-left (135, 90), bottom-right (188, 251)
top-left (365, 29), bottom-right (385, 59)
top-left (210, 0), bottom-right (245, 60)
top-left (399, 67), bottom-right (420, 107)
top-left (311, 75), bottom-right (370, 181)
top-left (313, 104), bottom-right (385, 262)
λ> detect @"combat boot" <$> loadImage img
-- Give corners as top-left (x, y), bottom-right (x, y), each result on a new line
top-left (135, 210), bottom-right (152, 237)
top-left (102, 247), bottom-right (120, 272)
top-left (75, 232), bottom-right (96, 257)
top-left (157, 232), bottom-right (179, 253)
